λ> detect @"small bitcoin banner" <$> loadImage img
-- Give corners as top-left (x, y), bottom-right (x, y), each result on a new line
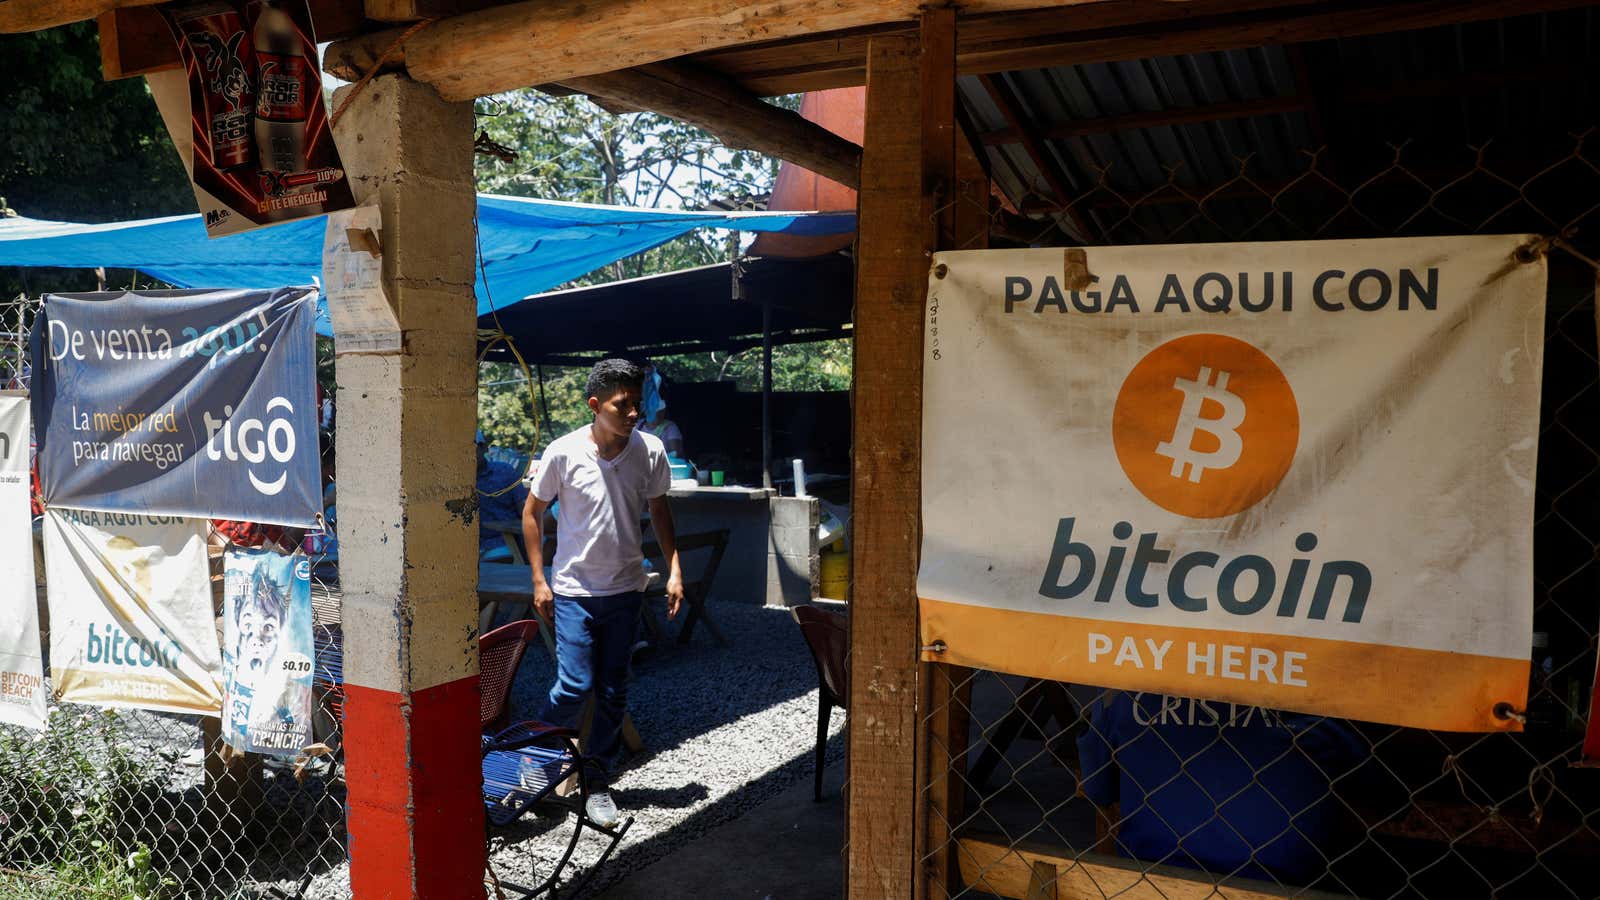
top-left (919, 236), bottom-right (1546, 732)
top-left (0, 393), bottom-right (45, 730)
top-left (43, 509), bottom-right (222, 715)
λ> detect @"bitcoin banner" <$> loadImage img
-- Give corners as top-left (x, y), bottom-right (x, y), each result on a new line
top-left (44, 509), bottom-right (223, 715)
top-left (0, 393), bottom-right (46, 730)
top-left (919, 235), bottom-right (1546, 732)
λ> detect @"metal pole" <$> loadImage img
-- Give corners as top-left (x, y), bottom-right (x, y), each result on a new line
top-left (535, 363), bottom-right (551, 447)
top-left (761, 296), bottom-right (773, 490)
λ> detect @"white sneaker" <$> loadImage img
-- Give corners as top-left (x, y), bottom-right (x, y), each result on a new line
top-left (585, 790), bottom-right (622, 828)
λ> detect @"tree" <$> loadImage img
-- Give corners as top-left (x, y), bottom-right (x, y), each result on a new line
top-left (471, 90), bottom-right (851, 455)
top-left (0, 25), bottom-right (189, 222)
top-left (0, 24), bottom-right (192, 299)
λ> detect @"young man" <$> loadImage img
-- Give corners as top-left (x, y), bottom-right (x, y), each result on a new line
top-left (522, 359), bottom-right (683, 827)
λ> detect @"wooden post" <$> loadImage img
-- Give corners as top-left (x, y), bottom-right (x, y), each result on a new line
top-left (913, 8), bottom-right (989, 899)
top-left (849, 8), bottom-right (954, 897)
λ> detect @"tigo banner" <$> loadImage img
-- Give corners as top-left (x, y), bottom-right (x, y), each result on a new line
top-left (0, 393), bottom-right (45, 730)
top-left (918, 235), bottom-right (1546, 732)
top-left (43, 509), bottom-right (222, 715)
top-left (222, 547), bottom-right (313, 755)
top-left (31, 287), bottom-right (320, 526)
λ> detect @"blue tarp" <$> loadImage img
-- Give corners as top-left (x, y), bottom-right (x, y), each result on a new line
top-left (0, 196), bottom-right (856, 332)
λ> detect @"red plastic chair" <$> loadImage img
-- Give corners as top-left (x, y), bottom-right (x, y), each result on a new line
top-left (790, 605), bottom-right (848, 801)
top-left (479, 619), bottom-right (632, 898)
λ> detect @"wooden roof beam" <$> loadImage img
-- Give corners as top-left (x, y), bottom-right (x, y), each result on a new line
top-left (1, 0), bottom-right (162, 33)
top-left (324, 37), bottom-right (866, 187)
top-left (978, 72), bottom-right (1099, 242)
top-left (698, 0), bottom-right (1600, 95)
top-left (323, 0), bottom-right (1112, 103)
top-left (560, 62), bottom-right (864, 189)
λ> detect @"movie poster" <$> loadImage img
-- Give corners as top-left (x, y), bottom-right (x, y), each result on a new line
top-left (221, 547), bottom-right (313, 755)
top-left (158, 0), bottom-right (353, 237)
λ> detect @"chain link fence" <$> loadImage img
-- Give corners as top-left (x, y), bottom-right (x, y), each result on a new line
top-left (919, 132), bottom-right (1600, 898)
top-left (0, 299), bottom-right (351, 898)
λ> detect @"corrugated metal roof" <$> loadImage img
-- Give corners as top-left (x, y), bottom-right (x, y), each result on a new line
top-left (962, 7), bottom-right (1599, 246)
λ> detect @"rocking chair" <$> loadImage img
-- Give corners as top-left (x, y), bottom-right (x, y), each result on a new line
top-left (479, 619), bottom-right (632, 898)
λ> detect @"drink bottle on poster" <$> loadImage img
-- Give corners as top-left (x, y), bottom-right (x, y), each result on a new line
top-left (160, 0), bottom-right (353, 237)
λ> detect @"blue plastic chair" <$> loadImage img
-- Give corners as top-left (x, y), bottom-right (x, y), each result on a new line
top-left (479, 619), bottom-right (632, 898)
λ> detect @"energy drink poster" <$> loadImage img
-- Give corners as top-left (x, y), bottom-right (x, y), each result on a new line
top-left (30, 287), bottom-right (321, 526)
top-left (158, 0), bottom-right (353, 237)
top-left (918, 236), bottom-right (1546, 732)
top-left (0, 394), bottom-right (46, 730)
top-left (222, 548), bottom-right (312, 755)
top-left (42, 509), bottom-right (222, 716)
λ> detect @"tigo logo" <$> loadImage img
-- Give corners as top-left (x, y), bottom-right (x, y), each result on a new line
top-left (1113, 334), bottom-right (1298, 518)
top-left (203, 397), bottom-right (300, 496)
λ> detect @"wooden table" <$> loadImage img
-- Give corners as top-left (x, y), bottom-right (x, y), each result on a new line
top-left (477, 563), bottom-right (662, 625)
top-left (482, 519), bottom-right (730, 648)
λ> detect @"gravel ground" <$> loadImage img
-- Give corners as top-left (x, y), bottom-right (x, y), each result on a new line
top-left (7, 600), bottom-right (836, 898)
top-left (298, 599), bottom-right (844, 899)
top-left (488, 600), bottom-right (846, 899)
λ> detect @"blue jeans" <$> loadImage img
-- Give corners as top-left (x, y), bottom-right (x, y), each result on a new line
top-left (540, 590), bottom-right (642, 780)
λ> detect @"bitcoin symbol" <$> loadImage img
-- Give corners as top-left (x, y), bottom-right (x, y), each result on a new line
top-left (1154, 366), bottom-right (1246, 482)
top-left (1115, 335), bottom-right (1298, 518)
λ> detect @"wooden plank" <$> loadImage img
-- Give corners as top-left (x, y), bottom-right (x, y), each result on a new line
top-left (694, 0), bottom-right (1600, 95)
top-left (560, 61), bottom-right (863, 189)
top-left (921, 10), bottom-right (953, 890)
top-left (978, 94), bottom-right (1310, 145)
top-left (363, 0), bottom-right (502, 24)
top-left (98, 0), bottom-right (368, 80)
top-left (919, 121), bottom-right (987, 900)
top-left (696, 0), bottom-right (1309, 94)
top-left (954, 0), bottom-right (1600, 77)
top-left (324, 0), bottom-right (1110, 102)
top-left (848, 27), bottom-right (927, 900)
top-left (958, 836), bottom-right (1356, 900)
top-left (0, 0), bottom-right (162, 34)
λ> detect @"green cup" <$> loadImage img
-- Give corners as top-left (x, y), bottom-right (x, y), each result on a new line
top-left (710, 470), bottom-right (726, 487)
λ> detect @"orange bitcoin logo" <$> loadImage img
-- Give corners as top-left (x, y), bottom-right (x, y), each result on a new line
top-left (1112, 333), bottom-right (1299, 519)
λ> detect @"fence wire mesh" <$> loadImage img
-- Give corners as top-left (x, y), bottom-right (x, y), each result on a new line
top-left (919, 132), bottom-right (1600, 899)
top-left (0, 306), bottom-right (350, 899)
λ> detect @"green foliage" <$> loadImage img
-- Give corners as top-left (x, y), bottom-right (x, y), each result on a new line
top-left (472, 91), bottom-right (850, 452)
top-left (0, 708), bottom-right (174, 898)
top-left (0, 24), bottom-right (192, 300)
top-left (0, 25), bottom-right (190, 223)
top-left (477, 337), bottom-right (852, 455)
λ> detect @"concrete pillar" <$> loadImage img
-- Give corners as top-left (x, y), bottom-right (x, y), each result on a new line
top-left (330, 74), bottom-right (485, 899)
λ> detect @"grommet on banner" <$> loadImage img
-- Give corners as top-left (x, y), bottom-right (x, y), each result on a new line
top-left (1493, 702), bottom-right (1527, 724)
top-left (1514, 235), bottom-right (1553, 264)
top-left (921, 640), bottom-right (947, 654)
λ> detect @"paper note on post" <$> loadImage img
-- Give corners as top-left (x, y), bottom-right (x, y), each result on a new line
top-left (322, 205), bottom-right (400, 353)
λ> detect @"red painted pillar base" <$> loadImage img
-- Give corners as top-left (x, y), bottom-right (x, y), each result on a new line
top-left (345, 677), bottom-right (486, 898)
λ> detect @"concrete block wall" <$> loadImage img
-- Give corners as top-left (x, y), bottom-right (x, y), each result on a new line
top-left (767, 495), bottom-right (820, 607)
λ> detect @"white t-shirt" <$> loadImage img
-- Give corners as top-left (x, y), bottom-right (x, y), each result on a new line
top-left (530, 425), bottom-right (671, 597)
